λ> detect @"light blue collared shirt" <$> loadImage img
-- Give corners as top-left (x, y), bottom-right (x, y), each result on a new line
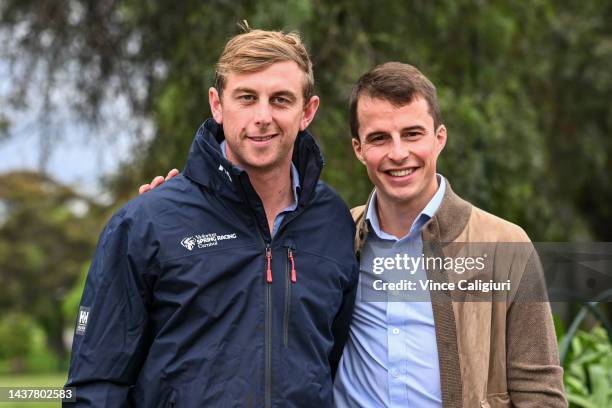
top-left (334, 175), bottom-right (446, 408)
top-left (220, 141), bottom-right (300, 237)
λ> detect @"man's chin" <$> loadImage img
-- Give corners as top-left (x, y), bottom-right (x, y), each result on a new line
top-left (242, 157), bottom-right (288, 173)
top-left (377, 185), bottom-right (420, 206)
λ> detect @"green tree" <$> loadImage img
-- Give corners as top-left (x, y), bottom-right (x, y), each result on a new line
top-left (0, 171), bottom-right (104, 363)
top-left (1, 0), bottom-right (611, 241)
top-left (0, 312), bottom-right (35, 373)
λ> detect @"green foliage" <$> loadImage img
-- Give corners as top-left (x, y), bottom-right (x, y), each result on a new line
top-left (22, 323), bottom-right (62, 374)
top-left (0, 373), bottom-right (67, 408)
top-left (62, 262), bottom-right (89, 324)
top-left (0, 172), bottom-right (103, 362)
top-left (0, 1), bottom-right (610, 241)
top-left (561, 326), bottom-right (612, 408)
top-left (1, 0), bottom-right (612, 381)
top-left (0, 312), bottom-right (34, 363)
top-left (0, 312), bottom-right (59, 374)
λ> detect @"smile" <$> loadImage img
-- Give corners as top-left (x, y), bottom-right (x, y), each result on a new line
top-left (248, 134), bottom-right (277, 142)
top-left (386, 168), bottom-right (417, 177)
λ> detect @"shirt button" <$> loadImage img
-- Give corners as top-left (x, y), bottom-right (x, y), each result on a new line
top-left (392, 328), bottom-right (400, 334)
top-left (391, 368), bottom-right (400, 378)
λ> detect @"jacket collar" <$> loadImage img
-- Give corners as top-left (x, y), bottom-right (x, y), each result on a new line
top-left (421, 180), bottom-right (472, 243)
top-left (183, 118), bottom-right (324, 206)
top-left (354, 179), bottom-right (472, 255)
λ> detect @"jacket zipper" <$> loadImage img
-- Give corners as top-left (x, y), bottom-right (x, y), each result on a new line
top-left (265, 276), bottom-right (272, 408)
top-left (255, 209), bottom-right (303, 408)
top-left (266, 246), bottom-right (273, 283)
top-left (288, 248), bottom-right (297, 283)
top-left (263, 242), bottom-right (273, 408)
top-left (283, 248), bottom-right (297, 347)
top-left (253, 216), bottom-right (273, 408)
top-left (167, 389), bottom-right (176, 407)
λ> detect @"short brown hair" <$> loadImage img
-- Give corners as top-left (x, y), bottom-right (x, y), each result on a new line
top-left (215, 27), bottom-right (315, 102)
top-left (349, 62), bottom-right (442, 139)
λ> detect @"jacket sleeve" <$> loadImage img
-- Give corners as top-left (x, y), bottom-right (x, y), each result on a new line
top-left (64, 212), bottom-right (154, 407)
top-left (329, 262), bottom-right (358, 380)
top-left (506, 245), bottom-right (567, 407)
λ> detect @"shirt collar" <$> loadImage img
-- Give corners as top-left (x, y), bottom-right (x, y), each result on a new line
top-left (220, 140), bottom-right (301, 203)
top-left (366, 174), bottom-right (446, 241)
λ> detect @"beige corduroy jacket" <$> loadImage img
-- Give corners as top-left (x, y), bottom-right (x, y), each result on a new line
top-left (351, 182), bottom-right (567, 408)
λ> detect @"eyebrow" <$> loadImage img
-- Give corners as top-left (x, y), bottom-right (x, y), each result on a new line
top-left (232, 87), bottom-right (257, 96)
top-left (231, 88), bottom-right (298, 101)
top-left (401, 125), bottom-right (426, 133)
top-left (271, 90), bottom-right (297, 100)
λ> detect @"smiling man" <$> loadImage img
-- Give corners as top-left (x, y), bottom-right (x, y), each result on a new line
top-left (334, 62), bottom-right (566, 407)
top-left (64, 28), bottom-right (358, 407)
top-left (137, 60), bottom-right (567, 406)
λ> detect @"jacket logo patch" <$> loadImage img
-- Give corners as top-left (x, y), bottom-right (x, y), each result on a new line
top-left (75, 306), bottom-right (91, 336)
top-left (181, 232), bottom-right (238, 251)
top-left (181, 236), bottom-right (196, 250)
top-left (218, 164), bottom-right (232, 182)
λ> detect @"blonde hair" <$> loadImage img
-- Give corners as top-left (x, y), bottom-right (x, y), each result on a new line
top-left (215, 23), bottom-right (315, 102)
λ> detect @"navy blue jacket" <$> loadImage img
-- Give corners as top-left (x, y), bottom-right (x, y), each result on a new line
top-left (65, 119), bottom-right (358, 407)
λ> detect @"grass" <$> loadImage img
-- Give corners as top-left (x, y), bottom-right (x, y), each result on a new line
top-left (0, 373), bottom-right (67, 408)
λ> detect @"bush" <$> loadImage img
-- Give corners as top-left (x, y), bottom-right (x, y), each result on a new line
top-left (0, 312), bottom-right (59, 374)
top-left (62, 262), bottom-right (89, 325)
top-left (0, 312), bottom-right (35, 372)
top-left (561, 326), bottom-right (612, 408)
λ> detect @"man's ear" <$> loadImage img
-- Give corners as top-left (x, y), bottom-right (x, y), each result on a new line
top-left (352, 137), bottom-right (366, 165)
top-left (435, 124), bottom-right (447, 154)
top-left (209, 87), bottom-right (223, 124)
top-left (299, 95), bottom-right (320, 131)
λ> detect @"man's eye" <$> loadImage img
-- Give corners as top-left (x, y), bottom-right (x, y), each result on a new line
top-left (272, 96), bottom-right (290, 105)
top-left (403, 131), bottom-right (422, 139)
top-left (239, 95), bottom-right (255, 102)
top-left (368, 135), bottom-right (386, 144)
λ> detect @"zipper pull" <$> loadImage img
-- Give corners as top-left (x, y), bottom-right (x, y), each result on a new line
top-left (288, 248), bottom-right (296, 283)
top-left (266, 246), bottom-right (273, 283)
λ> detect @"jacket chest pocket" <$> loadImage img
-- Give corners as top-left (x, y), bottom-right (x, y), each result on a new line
top-left (283, 245), bottom-right (296, 347)
top-left (287, 249), bottom-right (346, 325)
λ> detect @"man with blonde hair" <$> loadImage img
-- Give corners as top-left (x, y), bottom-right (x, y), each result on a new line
top-left (65, 27), bottom-right (358, 407)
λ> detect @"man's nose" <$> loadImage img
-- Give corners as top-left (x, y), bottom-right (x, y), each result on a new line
top-left (387, 138), bottom-right (410, 162)
top-left (254, 101), bottom-right (273, 127)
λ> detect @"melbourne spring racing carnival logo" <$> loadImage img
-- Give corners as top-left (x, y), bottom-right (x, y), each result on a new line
top-left (180, 231), bottom-right (238, 251)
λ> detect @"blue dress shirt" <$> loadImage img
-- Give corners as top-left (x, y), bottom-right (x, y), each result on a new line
top-left (334, 175), bottom-right (446, 407)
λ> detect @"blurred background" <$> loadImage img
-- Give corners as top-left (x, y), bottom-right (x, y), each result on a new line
top-left (0, 0), bottom-right (611, 406)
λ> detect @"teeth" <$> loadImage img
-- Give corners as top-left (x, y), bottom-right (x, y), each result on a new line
top-left (251, 135), bottom-right (273, 141)
top-left (388, 168), bottom-right (415, 177)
